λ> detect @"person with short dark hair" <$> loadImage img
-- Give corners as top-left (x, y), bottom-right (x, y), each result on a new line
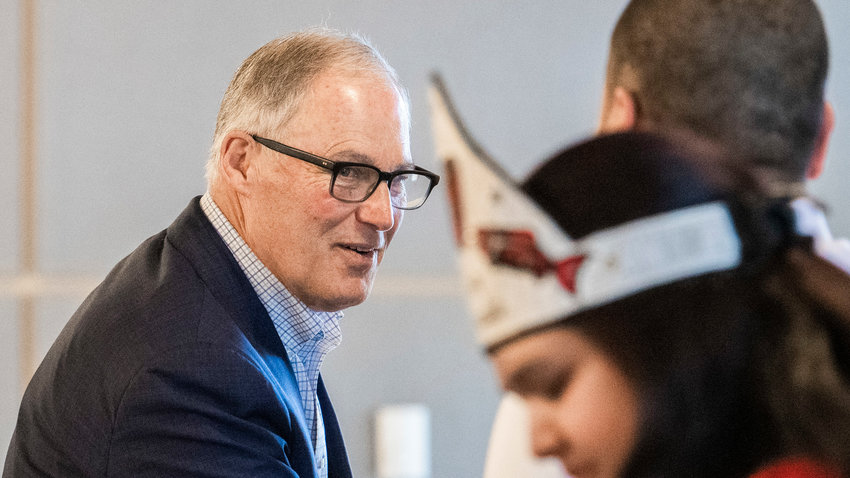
top-left (601, 0), bottom-right (829, 180)
top-left (598, 0), bottom-right (847, 271)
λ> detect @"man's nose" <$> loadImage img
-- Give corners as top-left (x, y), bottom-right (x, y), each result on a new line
top-left (356, 181), bottom-right (396, 231)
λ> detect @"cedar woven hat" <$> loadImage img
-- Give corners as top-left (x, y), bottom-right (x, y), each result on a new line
top-left (428, 74), bottom-right (748, 350)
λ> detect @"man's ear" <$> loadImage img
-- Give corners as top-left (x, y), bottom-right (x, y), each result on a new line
top-left (806, 101), bottom-right (834, 180)
top-left (218, 131), bottom-right (255, 193)
top-left (598, 86), bottom-right (638, 134)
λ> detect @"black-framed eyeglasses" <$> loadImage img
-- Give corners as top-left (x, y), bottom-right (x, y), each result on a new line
top-left (252, 135), bottom-right (440, 210)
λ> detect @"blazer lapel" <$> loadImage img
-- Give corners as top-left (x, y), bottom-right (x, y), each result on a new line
top-left (167, 197), bottom-right (314, 457)
top-left (318, 376), bottom-right (352, 478)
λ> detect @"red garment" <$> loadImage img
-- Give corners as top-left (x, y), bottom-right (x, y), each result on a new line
top-left (749, 458), bottom-right (842, 478)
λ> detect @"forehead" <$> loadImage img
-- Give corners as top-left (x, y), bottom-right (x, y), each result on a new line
top-left (281, 70), bottom-right (411, 168)
top-left (298, 71), bottom-right (407, 132)
top-left (491, 328), bottom-right (588, 387)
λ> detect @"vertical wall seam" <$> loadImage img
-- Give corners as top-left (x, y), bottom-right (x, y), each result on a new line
top-left (19, 0), bottom-right (37, 391)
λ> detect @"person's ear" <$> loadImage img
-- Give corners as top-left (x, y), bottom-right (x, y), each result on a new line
top-left (219, 131), bottom-right (256, 194)
top-left (806, 101), bottom-right (834, 180)
top-left (598, 86), bottom-right (637, 134)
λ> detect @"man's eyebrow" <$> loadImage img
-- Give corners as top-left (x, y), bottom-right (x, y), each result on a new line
top-left (332, 150), bottom-right (416, 170)
top-left (332, 150), bottom-right (373, 164)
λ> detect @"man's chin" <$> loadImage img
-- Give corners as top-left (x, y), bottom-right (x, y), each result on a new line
top-left (311, 281), bottom-right (374, 312)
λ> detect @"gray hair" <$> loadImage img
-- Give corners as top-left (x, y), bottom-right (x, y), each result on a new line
top-left (205, 28), bottom-right (410, 184)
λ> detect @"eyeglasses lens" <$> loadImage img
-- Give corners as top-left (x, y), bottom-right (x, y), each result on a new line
top-left (391, 174), bottom-right (429, 209)
top-left (331, 166), bottom-right (432, 209)
top-left (331, 166), bottom-right (378, 201)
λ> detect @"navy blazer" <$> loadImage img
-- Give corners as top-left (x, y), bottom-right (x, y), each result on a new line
top-left (3, 197), bottom-right (353, 478)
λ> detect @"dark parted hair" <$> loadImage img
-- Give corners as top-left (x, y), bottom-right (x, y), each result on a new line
top-left (521, 132), bottom-right (850, 477)
top-left (606, 0), bottom-right (829, 180)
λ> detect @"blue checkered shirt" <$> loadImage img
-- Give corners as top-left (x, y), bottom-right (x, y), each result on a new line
top-left (201, 193), bottom-right (342, 477)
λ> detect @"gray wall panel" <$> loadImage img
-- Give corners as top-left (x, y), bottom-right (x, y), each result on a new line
top-left (0, 300), bottom-right (20, 468)
top-left (323, 294), bottom-right (499, 478)
top-left (37, 1), bottom-right (212, 275)
top-left (0, 0), bottom-right (20, 275)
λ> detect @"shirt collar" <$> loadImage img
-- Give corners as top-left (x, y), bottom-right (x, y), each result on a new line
top-left (791, 196), bottom-right (850, 274)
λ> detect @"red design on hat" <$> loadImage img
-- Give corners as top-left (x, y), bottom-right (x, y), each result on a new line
top-left (556, 255), bottom-right (586, 293)
top-left (478, 228), bottom-right (584, 293)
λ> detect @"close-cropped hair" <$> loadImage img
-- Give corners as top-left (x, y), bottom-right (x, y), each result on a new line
top-left (606, 0), bottom-right (829, 180)
top-left (521, 132), bottom-right (850, 477)
top-left (205, 28), bottom-right (410, 184)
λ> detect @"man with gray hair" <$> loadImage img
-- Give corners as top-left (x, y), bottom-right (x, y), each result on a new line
top-left (4, 28), bottom-right (439, 478)
top-left (483, 0), bottom-right (847, 476)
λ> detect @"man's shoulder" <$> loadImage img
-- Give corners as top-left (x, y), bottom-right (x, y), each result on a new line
top-left (43, 196), bottom-right (249, 380)
top-left (6, 198), bottom-right (266, 477)
top-left (75, 198), bottom-right (217, 338)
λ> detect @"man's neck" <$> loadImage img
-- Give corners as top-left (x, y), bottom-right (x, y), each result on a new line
top-left (207, 184), bottom-right (248, 240)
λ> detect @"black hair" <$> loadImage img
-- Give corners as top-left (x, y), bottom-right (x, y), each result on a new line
top-left (521, 132), bottom-right (850, 476)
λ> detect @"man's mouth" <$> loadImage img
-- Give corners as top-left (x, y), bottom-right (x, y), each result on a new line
top-left (341, 244), bottom-right (380, 256)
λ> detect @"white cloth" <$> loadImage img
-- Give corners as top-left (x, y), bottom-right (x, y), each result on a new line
top-left (483, 393), bottom-right (567, 478)
top-left (791, 197), bottom-right (850, 274)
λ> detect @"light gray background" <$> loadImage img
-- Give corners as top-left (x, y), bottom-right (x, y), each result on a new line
top-left (2, 2), bottom-right (848, 477)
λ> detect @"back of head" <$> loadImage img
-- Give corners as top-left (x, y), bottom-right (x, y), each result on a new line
top-left (606, 0), bottom-right (828, 180)
top-left (205, 28), bottom-right (409, 184)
